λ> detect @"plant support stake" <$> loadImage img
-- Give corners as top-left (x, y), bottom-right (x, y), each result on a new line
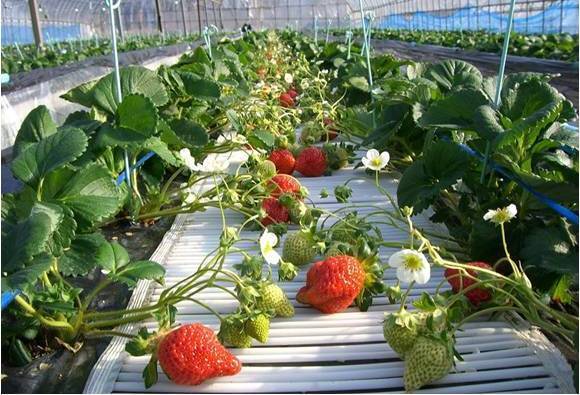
top-left (314, 15), bottom-right (319, 47)
top-left (480, 0), bottom-right (517, 183)
top-left (106, 0), bottom-right (132, 190)
top-left (325, 19), bottom-right (331, 45)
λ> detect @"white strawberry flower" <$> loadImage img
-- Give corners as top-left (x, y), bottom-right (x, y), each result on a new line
top-left (200, 155), bottom-right (230, 173)
top-left (300, 79), bottom-right (310, 90)
top-left (260, 229), bottom-right (281, 265)
top-left (389, 249), bottom-right (430, 284)
top-left (483, 204), bottom-right (517, 225)
top-left (179, 148), bottom-right (202, 172)
top-left (361, 149), bottom-right (390, 171)
top-left (284, 73), bottom-right (294, 84)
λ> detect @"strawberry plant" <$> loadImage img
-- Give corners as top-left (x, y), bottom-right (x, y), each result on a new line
top-left (335, 29), bottom-right (579, 62)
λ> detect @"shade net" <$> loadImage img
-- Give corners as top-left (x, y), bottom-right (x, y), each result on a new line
top-left (2, 0), bottom-right (578, 45)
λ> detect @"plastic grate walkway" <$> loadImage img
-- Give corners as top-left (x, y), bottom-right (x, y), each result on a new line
top-left (84, 152), bottom-right (575, 394)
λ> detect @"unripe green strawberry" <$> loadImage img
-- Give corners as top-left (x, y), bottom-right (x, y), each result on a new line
top-left (282, 232), bottom-right (316, 266)
top-left (257, 160), bottom-right (277, 179)
top-left (404, 336), bottom-right (454, 391)
top-left (324, 244), bottom-right (344, 258)
top-left (218, 316), bottom-right (253, 348)
top-left (383, 314), bottom-right (418, 359)
top-left (331, 226), bottom-right (352, 243)
top-left (322, 144), bottom-right (350, 170)
top-left (245, 314), bottom-right (270, 343)
top-left (288, 201), bottom-right (309, 223)
top-left (300, 125), bottom-right (322, 145)
top-left (257, 283), bottom-right (294, 318)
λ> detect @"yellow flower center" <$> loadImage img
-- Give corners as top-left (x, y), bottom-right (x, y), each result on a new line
top-left (404, 255), bottom-right (423, 271)
top-left (371, 157), bottom-right (382, 167)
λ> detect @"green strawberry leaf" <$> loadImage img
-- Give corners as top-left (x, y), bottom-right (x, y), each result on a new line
top-left (12, 127), bottom-right (88, 188)
top-left (142, 355), bottom-right (159, 389)
top-left (181, 73), bottom-right (221, 100)
top-left (424, 59), bottom-right (483, 92)
top-left (116, 94), bottom-right (158, 136)
top-left (248, 130), bottom-right (275, 150)
top-left (13, 105), bottom-right (58, 157)
top-left (91, 66), bottom-right (169, 114)
top-left (96, 124), bottom-right (150, 148)
top-left (112, 260), bottom-right (165, 288)
top-left (418, 88), bottom-right (488, 130)
top-left (1, 203), bottom-right (62, 273)
top-left (3, 253), bottom-right (53, 291)
top-left (520, 226), bottom-right (578, 275)
top-left (49, 164), bottom-right (121, 230)
top-left (60, 79), bottom-right (99, 108)
top-left (59, 233), bottom-right (109, 276)
top-left (168, 118), bottom-right (209, 148)
top-left (39, 203), bottom-right (77, 257)
top-left (95, 240), bottom-right (130, 274)
top-left (397, 140), bottom-right (471, 213)
top-left (143, 137), bottom-right (180, 167)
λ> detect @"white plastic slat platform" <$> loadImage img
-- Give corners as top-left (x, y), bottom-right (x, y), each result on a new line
top-left (84, 153), bottom-right (575, 394)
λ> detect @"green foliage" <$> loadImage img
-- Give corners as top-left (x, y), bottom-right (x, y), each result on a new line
top-left (338, 29), bottom-right (579, 62)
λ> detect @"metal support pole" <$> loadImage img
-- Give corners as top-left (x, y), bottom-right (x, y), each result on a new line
top-left (211, 1), bottom-right (218, 28)
top-left (197, 0), bottom-right (203, 33)
top-left (542, 0), bottom-right (546, 33)
top-left (117, 5), bottom-right (125, 42)
top-left (488, 2), bottom-right (491, 31)
top-left (28, 0), bottom-right (44, 49)
top-left (203, 0), bottom-right (209, 30)
top-left (218, 3), bottom-right (224, 30)
top-left (154, 0), bottom-right (164, 36)
top-left (559, 0), bottom-right (564, 33)
top-left (476, 0), bottom-right (480, 30)
top-left (526, 2), bottom-right (529, 33)
top-left (180, 0), bottom-right (188, 35)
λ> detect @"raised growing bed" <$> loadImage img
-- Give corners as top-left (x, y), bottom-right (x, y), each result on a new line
top-left (2, 30), bottom-right (577, 394)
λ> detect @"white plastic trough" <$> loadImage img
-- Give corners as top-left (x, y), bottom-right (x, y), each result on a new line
top-left (84, 153), bottom-right (575, 394)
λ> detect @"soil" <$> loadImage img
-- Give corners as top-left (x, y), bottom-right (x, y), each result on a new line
top-left (0, 216), bottom-right (175, 394)
top-left (1, 41), bottom-right (198, 94)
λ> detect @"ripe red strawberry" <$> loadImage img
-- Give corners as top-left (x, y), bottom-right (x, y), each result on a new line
top-left (296, 255), bottom-right (365, 313)
top-left (444, 262), bottom-right (493, 306)
top-left (279, 92), bottom-right (294, 108)
top-left (269, 174), bottom-right (302, 198)
top-left (287, 89), bottom-right (298, 99)
top-left (261, 197), bottom-right (290, 225)
top-left (295, 147), bottom-right (327, 177)
top-left (157, 324), bottom-right (241, 386)
top-left (268, 149), bottom-right (296, 174)
top-left (323, 117), bottom-right (338, 140)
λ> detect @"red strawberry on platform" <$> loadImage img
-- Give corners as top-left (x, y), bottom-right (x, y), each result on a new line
top-left (157, 324), bottom-right (241, 386)
top-left (444, 262), bottom-right (493, 306)
top-left (296, 255), bottom-right (365, 314)
top-left (261, 197), bottom-right (290, 225)
top-left (269, 174), bottom-right (302, 198)
top-left (279, 92), bottom-right (294, 108)
top-left (295, 146), bottom-right (327, 177)
top-left (287, 89), bottom-right (298, 99)
top-left (268, 149), bottom-right (296, 174)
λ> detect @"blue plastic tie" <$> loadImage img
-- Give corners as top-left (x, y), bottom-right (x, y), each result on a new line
top-left (1, 290), bottom-right (20, 310)
top-left (116, 151), bottom-right (156, 186)
top-left (451, 139), bottom-right (579, 226)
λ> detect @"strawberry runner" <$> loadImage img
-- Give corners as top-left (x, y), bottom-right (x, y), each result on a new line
top-left (84, 150), bottom-right (575, 394)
